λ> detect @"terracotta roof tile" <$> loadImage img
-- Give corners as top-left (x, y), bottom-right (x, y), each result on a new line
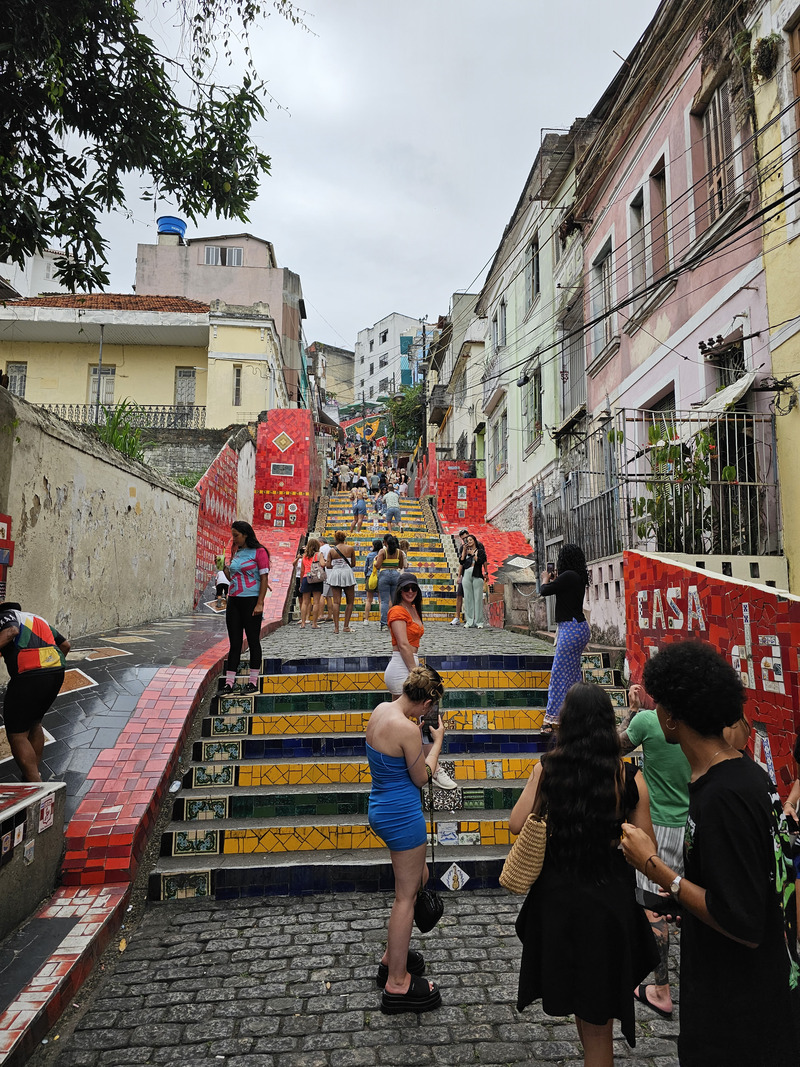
top-left (8, 294), bottom-right (210, 313)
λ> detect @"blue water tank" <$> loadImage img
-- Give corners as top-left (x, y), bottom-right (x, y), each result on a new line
top-left (157, 216), bottom-right (187, 239)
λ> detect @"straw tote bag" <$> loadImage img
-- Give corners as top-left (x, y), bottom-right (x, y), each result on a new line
top-left (499, 811), bottom-right (547, 895)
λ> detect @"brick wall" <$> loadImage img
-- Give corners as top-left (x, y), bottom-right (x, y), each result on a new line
top-left (626, 551), bottom-right (800, 795)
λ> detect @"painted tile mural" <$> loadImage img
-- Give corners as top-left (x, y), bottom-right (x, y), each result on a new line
top-left (254, 409), bottom-right (323, 535)
top-left (625, 551), bottom-right (799, 793)
top-left (194, 443), bottom-right (239, 606)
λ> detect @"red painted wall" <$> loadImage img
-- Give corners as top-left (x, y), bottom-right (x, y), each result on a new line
top-left (625, 551), bottom-right (799, 794)
top-left (194, 444), bottom-right (239, 606)
top-left (434, 461), bottom-right (487, 525)
top-left (254, 409), bottom-right (322, 536)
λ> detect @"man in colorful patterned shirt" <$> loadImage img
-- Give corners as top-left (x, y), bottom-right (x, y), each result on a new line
top-left (0, 602), bottom-right (70, 781)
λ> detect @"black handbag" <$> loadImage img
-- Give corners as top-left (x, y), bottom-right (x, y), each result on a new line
top-left (414, 769), bottom-right (444, 933)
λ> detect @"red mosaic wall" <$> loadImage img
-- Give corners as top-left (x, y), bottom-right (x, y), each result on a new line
top-left (193, 443), bottom-right (239, 606)
top-left (254, 409), bottom-right (323, 536)
top-left (433, 461), bottom-right (487, 525)
top-left (625, 551), bottom-right (800, 794)
top-left (439, 521), bottom-right (533, 584)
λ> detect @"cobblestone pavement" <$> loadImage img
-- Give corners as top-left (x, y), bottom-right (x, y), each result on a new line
top-left (45, 890), bottom-right (679, 1067)
top-left (260, 619), bottom-right (556, 660)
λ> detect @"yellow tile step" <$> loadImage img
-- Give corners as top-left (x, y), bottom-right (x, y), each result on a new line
top-left (211, 707), bottom-right (545, 737)
top-left (257, 669), bottom-right (551, 694)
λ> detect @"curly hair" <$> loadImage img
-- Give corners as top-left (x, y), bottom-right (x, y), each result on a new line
top-left (556, 543), bottom-right (589, 588)
top-left (539, 682), bottom-right (623, 880)
top-left (642, 641), bottom-right (745, 737)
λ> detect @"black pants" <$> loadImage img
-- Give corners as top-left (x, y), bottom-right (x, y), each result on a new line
top-left (225, 596), bottom-right (263, 672)
top-left (3, 668), bottom-right (65, 733)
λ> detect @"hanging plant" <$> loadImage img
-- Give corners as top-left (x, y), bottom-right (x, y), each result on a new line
top-left (752, 33), bottom-right (782, 80)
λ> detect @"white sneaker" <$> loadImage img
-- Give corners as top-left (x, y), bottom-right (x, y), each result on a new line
top-left (450, 618), bottom-right (460, 626)
top-left (431, 767), bottom-right (458, 790)
top-left (476, 624), bottom-right (484, 629)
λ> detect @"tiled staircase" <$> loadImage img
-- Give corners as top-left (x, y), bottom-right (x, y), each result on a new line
top-left (147, 649), bottom-right (629, 901)
top-left (320, 493), bottom-right (457, 620)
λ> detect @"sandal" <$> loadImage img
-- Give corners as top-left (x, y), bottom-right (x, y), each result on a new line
top-left (343, 627), bottom-right (352, 633)
top-left (380, 972), bottom-right (441, 1015)
top-left (376, 949), bottom-right (425, 989)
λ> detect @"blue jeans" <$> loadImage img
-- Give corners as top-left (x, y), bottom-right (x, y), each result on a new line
top-left (378, 569), bottom-right (401, 625)
top-left (385, 506), bottom-right (401, 525)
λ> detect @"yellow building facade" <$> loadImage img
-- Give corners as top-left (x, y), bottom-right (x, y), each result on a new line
top-left (751, 2), bottom-right (800, 590)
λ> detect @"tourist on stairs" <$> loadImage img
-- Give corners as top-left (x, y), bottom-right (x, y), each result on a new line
top-left (298, 537), bottom-right (324, 629)
top-left (459, 533), bottom-right (487, 628)
top-left (366, 664), bottom-right (447, 1015)
top-left (323, 530), bottom-right (357, 633)
top-left (222, 521), bottom-right (271, 694)
top-left (539, 543), bottom-right (590, 732)
top-left (375, 535), bottom-right (407, 630)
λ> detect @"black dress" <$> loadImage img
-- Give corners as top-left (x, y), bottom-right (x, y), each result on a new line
top-left (515, 763), bottom-right (658, 1047)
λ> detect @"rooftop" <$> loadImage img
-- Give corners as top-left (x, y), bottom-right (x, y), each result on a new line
top-left (8, 294), bottom-right (210, 313)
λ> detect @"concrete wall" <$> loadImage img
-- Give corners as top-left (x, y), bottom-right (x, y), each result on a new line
top-left (0, 390), bottom-right (198, 639)
top-left (143, 426), bottom-right (245, 478)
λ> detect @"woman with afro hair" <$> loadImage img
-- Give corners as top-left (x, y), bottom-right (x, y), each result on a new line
top-left (621, 640), bottom-right (800, 1067)
top-left (539, 543), bottom-right (590, 731)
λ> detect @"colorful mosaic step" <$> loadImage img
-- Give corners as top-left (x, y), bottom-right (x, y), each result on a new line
top-left (256, 668), bottom-right (551, 695)
top-left (214, 686), bottom-right (548, 716)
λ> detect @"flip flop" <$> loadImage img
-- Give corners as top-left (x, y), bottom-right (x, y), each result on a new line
top-left (634, 983), bottom-right (673, 1019)
top-left (380, 973), bottom-right (441, 1015)
top-left (376, 949), bottom-right (425, 989)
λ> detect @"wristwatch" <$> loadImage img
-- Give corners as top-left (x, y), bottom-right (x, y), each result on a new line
top-left (668, 875), bottom-right (683, 901)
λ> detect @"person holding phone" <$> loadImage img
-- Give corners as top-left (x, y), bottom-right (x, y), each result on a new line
top-left (621, 641), bottom-right (800, 1067)
top-left (366, 665), bottom-right (447, 1015)
top-left (539, 543), bottom-right (590, 732)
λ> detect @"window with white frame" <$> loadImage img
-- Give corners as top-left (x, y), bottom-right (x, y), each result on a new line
top-left (629, 189), bottom-right (646, 297)
top-left (232, 365), bottom-right (242, 406)
top-left (650, 159), bottom-right (670, 280)
top-left (6, 362), bottom-right (27, 398)
top-left (379, 330), bottom-right (388, 344)
top-left (525, 237), bottom-right (541, 308)
top-left (491, 313), bottom-right (499, 353)
top-left (591, 241), bottom-right (615, 353)
top-left (89, 365), bottom-right (115, 406)
top-left (523, 366), bottom-right (543, 451)
top-left (490, 409), bottom-right (508, 484)
top-left (702, 82), bottom-right (736, 223)
top-left (562, 297), bottom-right (586, 414)
top-left (499, 300), bottom-right (507, 348)
top-left (205, 245), bottom-right (243, 266)
top-left (175, 367), bottom-right (196, 406)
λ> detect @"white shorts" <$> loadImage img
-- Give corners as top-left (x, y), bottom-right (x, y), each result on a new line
top-left (384, 650), bottom-right (418, 696)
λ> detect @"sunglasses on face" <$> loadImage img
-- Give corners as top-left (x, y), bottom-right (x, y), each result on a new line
top-left (402, 585), bottom-right (419, 594)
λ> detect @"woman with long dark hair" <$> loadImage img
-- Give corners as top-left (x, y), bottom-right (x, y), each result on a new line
top-left (511, 682), bottom-right (658, 1065)
top-left (366, 664), bottom-right (446, 1015)
top-left (540, 543), bottom-right (590, 731)
top-left (222, 521), bottom-right (271, 694)
top-left (459, 533), bottom-right (488, 628)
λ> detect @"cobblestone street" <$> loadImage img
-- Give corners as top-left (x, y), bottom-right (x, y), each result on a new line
top-left (42, 890), bottom-right (679, 1067)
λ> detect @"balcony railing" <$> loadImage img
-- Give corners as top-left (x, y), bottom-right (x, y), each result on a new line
top-left (41, 403), bottom-right (207, 430)
top-left (482, 349), bottom-right (506, 412)
top-left (543, 407), bottom-right (780, 564)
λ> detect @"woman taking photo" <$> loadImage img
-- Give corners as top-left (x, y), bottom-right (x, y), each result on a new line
top-left (512, 682), bottom-right (658, 1065)
top-left (324, 530), bottom-right (357, 634)
top-left (459, 533), bottom-right (488, 628)
top-left (366, 664), bottom-right (446, 1015)
top-left (298, 537), bottom-right (324, 629)
top-left (540, 543), bottom-right (590, 731)
top-left (223, 521), bottom-right (271, 694)
top-left (375, 534), bottom-right (407, 630)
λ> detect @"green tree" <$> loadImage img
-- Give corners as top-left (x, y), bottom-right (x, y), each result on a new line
top-left (384, 384), bottom-right (423, 450)
top-left (0, 0), bottom-right (304, 290)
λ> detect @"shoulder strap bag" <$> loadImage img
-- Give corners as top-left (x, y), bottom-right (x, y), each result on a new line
top-left (414, 769), bottom-right (444, 932)
top-left (499, 793), bottom-right (547, 895)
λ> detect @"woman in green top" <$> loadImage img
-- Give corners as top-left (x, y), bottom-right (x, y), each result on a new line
top-left (375, 535), bottom-right (407, 630)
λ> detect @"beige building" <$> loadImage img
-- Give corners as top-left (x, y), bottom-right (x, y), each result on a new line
top-left (135, 226), bottom-right (307, 403)
top-left (0, 293), bottom-right (287, 430)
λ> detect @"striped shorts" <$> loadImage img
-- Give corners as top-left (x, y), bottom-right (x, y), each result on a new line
top-left (635, 821), bottom-right (685, 900)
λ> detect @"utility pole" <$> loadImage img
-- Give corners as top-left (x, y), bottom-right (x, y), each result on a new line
top-left (420, 316), bottom-right (427, 455)
top-left (361, 390), bottom-right (366, 445)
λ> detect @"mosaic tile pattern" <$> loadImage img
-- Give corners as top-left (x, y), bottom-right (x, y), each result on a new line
top-left (625, 551), bottom-right (800, 790)
top-left (257, 669), bottom-right (551, 694)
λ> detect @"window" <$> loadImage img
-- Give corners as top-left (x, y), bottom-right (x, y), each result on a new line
top-left (89, 365), bottom-right (115, 406)
top-left (369, 385), bottom-right (374, 398)
top-left (525, 237), bottom-right (540, 307)
top-left (490, 409), bottom-right (508, 484)
top-left (379, 355), bottom-right (388, 369)
top-left (523, 367), bottom-right (543, 450)
top-left (369, 340), bottom-right (374, 352)
top-left (380, 330), bottom-right (388, 344)
top-left (44, 259), bottom-right (56, 280)
top-left (379, 377), bottom-right (389, 393)
top-left (790, 18), bottom-right (800, 179)
top-left (453, 371), bottom-right (466, 409)
top-left (499, 300), bottom-right (507, 347)
top-left (714, 338), bottom-right (747, 389)
top-left (232, 365), bottom-right (242, 406)
top-left (369, 363), bottom-right (374, 376)
top-left (629, 190), bottom-right (646, 297)
top-left (591, 242), bottom-right (615, 353)
top-left (6, 362), bottom-right (27, 398)
top-left (175, 367), bottom-right (196, 406)
top-left (204, 245), bottom-right (243, 266)
top-left (562, 297), bottom-right (586, 414)
top-left (360, 355), bottom-right (364, 364)
top-left (456, 431), bottom-right (469, 460)
top-left (650, 160), bottom-right (670, 280)
top-left (702, 82), bottom-right (736, 223)
top-left (491, 313), bottom-right (499, 353)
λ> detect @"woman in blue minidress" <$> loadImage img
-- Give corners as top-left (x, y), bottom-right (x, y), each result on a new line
top-left (366, 664), bottom-right (446, 1015)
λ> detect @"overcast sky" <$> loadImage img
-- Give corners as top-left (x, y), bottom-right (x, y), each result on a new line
top-left (106, 0), bottom-right (662, 350)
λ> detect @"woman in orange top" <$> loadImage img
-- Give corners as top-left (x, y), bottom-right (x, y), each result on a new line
top-left (385, 573), bottom-right (456, 790)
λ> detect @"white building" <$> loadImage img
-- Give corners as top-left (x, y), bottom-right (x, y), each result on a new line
top-left (0, 250), bottom-right (72, 299)
top-left (353, 312), bottom-right (422, 403)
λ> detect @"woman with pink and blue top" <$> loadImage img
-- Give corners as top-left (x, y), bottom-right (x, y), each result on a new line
top-left (222, 521), bottom-right (271, 694)
top-left (539, 543), bottom-right (590, 732)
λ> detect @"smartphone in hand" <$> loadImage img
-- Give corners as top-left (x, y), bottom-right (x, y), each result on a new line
top-left (421, 701), bottom-right (440, 744)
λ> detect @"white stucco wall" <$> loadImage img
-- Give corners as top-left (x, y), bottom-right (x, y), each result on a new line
top-left (0, 390), bottom-right (198, 640)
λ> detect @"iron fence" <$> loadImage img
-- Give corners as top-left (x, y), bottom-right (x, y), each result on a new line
top-left (544, 407), bottom-right (780, 564)
top-left (42, 403), bottom-right (207, 429)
